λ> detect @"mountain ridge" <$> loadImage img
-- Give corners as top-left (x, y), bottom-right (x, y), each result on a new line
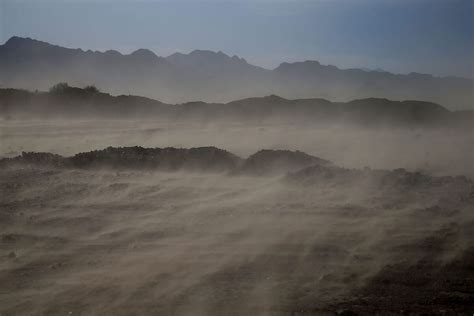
top-left (0, 36), bottom-right (473, 109)
top-left (4, 37), bottom-right (468, 79)
top-left (1, 85), bottom-right (472, 128)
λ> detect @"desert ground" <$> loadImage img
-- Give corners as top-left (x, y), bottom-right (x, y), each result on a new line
top-left (1, 120), bottom-right (473, 315)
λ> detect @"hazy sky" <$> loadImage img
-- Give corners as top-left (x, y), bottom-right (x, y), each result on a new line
top-left (1, 0), bottom-right (473, 77)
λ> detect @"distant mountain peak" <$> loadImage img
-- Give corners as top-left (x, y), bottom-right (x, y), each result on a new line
top-left (285, 60), bottom-right (320, 66)
top-left (4, 36), bottom-right (24, 45)
top-left (232, 55), bottom-right (247, 63)
top-left (169, 49), bottom-right (248, 64)
top-left (129, 48), bottom-right (158, 60)
top-left (1, 36), bottom-right (88, 59)
top-left (164, 49), bottom-right (255, 74)
top-left (275, 60), bottom-right (323, 71)
top-left (104, 49), bottom-right (120, 54)
top-left (190, 49), bottom-right (227, 57)
top-left (5, 36), bottom-right (32, 44)
top-left (228, 94), bottom-right (288, 105)
top-left (359, 67), bottom-right (388, 73)
top-left (3, 36), bottom-right (49, 48)
top-left (264, 94), bottom-right (287, 101)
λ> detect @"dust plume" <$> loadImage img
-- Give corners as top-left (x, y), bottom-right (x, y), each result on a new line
top-left (1, 143), bottom-right (473, 315)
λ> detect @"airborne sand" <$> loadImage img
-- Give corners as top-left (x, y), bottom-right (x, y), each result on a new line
top-left (1, 121), bottom-right (473, 314)
top-left (1, 120), bottom-right (473, 176)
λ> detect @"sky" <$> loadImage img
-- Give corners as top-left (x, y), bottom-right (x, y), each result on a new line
top-left (1, 0), bottom-right (473, 78)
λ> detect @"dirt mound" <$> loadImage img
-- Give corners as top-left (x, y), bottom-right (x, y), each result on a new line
top-left (0, 152), bottom-right (66, 168)
top-left (2, 147), bottom-right (473, 194)
top-left (0, 146), bottom-right (242, 172)
top-left (238, 149), bottom-right (330, 175)
top-left (69, 146), bottom-right (242, 171)
top-left (0, 147), bottom-right (332, 175)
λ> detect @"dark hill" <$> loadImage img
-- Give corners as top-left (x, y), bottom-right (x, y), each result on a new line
top-left (70, 146), bottom-right (242, 171)
top-left (1, 86), bottom-right (469, 128)
top-left (0, 147), bottom-right (242, 172)
top-left (0, 86), bottom-right (171, 118)
top-left (1, 147), bottom-right (334, 175)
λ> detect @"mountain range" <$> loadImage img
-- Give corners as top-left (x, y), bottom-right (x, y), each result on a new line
top-left (0, 36), bottom-right (472, 110)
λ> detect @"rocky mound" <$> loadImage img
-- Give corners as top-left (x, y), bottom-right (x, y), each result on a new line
top-left (0, 146), bottom-right (242, 172)
top-left (0, 152), bottom-right (66, 168)
top-left (69, 146), bottom-right (242, 171)
top-left (238, 149), bottom-right (331, 175)
top-left (2, 147), bottom-right (473, 195)
top-left (0, 147), bottom-right (332, 175)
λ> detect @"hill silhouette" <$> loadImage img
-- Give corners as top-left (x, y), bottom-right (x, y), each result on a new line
top-left (0, 146), bottom-right (242, 171)
top-left (0, 37), bottom-right (472, 110)
top-left (1, 85), bottom-right (471, 128)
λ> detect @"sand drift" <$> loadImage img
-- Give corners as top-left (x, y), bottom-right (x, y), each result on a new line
top-left (1, 147), bottom-right (473, 315)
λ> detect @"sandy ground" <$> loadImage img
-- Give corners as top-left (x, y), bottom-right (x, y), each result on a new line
top-left (1, 164), bottom-right (473, 315)
top-left (1, 119), bottom-right (473, 315)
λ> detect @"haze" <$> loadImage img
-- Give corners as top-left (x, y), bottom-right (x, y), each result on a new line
top-left (0, 0), bottom-right (473, 315)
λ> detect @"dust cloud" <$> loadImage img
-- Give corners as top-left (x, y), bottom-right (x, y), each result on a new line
top-left (1, 119), bottom-right (473, 315)
top-left (1, 120), bottom-right (473, 176)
